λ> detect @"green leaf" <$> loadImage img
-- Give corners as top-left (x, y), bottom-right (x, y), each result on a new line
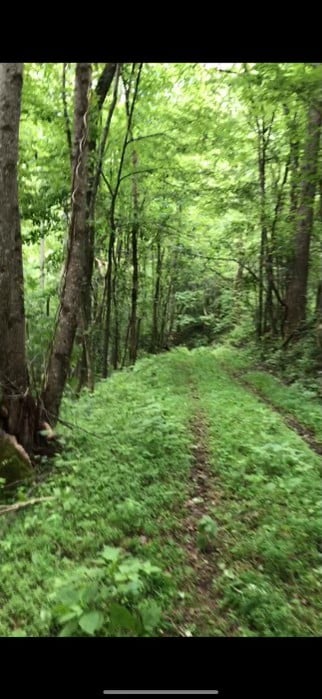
top-left (78, 611), bottom-right (104, 636)
top-left (58, 619), bottom-right (79, 637)
top-left (265, 482), bottom-right (276, 491)
top-left (118, 559), bottom-right (142, 574)
top-left (80, 584), bottom-right (99, 605)
top-left (40, 609), bottom-right (51, 622)
top-left (139, 600), bottom-right (161, 632)
top-left (55, 587), bottom-right (81, 607)
top-left (100, 546), bottom-right (122, 562)
top-left (109, 603), bottom-right (139, 634)
top-left (59, 610), bottom-right (80, 624)
top-left (139, 561), bottom-right (162, 575)
top-left (116, 580), bottom-right (143, 597)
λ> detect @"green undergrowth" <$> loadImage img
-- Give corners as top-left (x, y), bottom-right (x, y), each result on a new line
top-left (192, 347), bottom-right (322, 636)
top-left (0, 350), bottom-right (193, 636)
top-left (215, 344), bottom-right (322, 443)
top-left (242, 371), bottom-right (322, 443)
top-left (0, 346), bottom-right (322, 636)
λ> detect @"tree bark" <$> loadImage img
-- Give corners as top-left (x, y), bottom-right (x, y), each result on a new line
top-left (285, 102), bottom-right (322, 339)
top-left (101, 63), bottom-right (142, 376)
top-left (112, 236), bottom-right (122, 370)
top-left (151, 233), bottom-right (163, 352)
top-left (0, 64), bottom-right (27, 391)
top-left (0, 63), bottom-right (39, 455)
top-left (77, 64), bottom-right (118, 391)
top-left (256, 113), bottom-right (275, 339)
top-left (257, 141), bottom-right (266, 339)
top-left (129, 148), bottom-right (139, 365)
top-left (42, 63), bottom-right (91, 424)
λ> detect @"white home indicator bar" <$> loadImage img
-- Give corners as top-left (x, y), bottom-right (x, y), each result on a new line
top-left (103, 692), bottom-right (219, 695)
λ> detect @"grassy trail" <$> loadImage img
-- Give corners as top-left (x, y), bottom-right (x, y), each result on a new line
top-left (0, 347), bottom-right (322, 636)
top-left (167, 373), bottom-right (223, 636)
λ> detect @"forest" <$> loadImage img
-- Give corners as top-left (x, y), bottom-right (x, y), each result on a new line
top-left (0, 62), bottom-right (322, 638)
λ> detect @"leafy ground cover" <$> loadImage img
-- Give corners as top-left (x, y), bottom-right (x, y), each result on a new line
top-left (0, 347), bottom-right (321, 636)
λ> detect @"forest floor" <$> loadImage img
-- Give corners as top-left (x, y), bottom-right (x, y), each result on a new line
top-left (0, 346), bottom-right (322, 636)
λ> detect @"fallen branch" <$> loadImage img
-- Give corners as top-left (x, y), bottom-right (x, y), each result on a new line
top-left (0, 496), bottom-right (55, 516)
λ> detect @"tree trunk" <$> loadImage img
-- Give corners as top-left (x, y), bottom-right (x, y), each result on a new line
top-left (315, 180), bottom-right (322, 361)
top-left (101, 63), bottom-right (142, 376)
top-left (256, 114), bottom-right (276, 340)
top-left (42, 63), bottom-right (91, 425)
top-left (285, 102), bottom-right (322, 339)
top-left (40, 232), bottom-right (45, 292)
top-left (101, 226), bottom-right (115, 378)
top-left (112, 236), bottom-right (122, 370)
top-left (0, 63), bottom-right (39, 456)
top-left (0, 64), bottom-right (26, 390)
top-left (160, 278), bottom-right (175, 349)
top-left (77, 64), bottom-right (118, 391)
top-left (129, 149), bottom-right (139, 365)
top-left (151, 234), bottom-right (163, 352)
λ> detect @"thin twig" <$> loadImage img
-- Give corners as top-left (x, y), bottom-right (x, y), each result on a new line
top-left (0, 496), bottom-right (55, 516)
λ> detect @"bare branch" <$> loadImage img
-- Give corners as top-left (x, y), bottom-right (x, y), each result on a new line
top-left (89, 64), bottom-right (121, 216)
top-left (119, 167), bottom-right (157, 183)
top-left (110, 63), bottom-right (143, 222)
top-left (100, 170), bottom-right (113, 196)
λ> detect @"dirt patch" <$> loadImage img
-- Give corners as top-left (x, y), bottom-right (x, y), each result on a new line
top-left (168, 383), bottom-right (224, 636)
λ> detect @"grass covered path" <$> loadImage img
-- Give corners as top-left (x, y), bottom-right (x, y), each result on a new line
top-left (0, 347), bottom-right (322, 636)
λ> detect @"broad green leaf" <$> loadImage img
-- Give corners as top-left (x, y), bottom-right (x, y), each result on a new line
top-left (100, 546), bottom-right (122, 562)
top-left (58, 619), bottom-right (79, 637)
top-left (78, 611), bottom-right (104, 636)
top-left (59, 610), bottom-right (79, 624)
top-left (55, 587), bottom-right (81, 607)
top-left (80, 584), bottom-right (99, 605)
top-left (109, 603), bottom-right (139, 634)
top-left (139, 601), bottom-right (161, 632)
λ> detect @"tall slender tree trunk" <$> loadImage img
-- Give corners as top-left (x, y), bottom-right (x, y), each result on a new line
top-left (289, 138), bottom-right (300, 224)
top-left (315, 181), bottom-right (322, 361)
top-left (42, 63), bottom-right (91, 425)
top-left (40, 229), bottom-right (45, 292)
top-left (129, 149), bottom-right (139, 365)
top-left (160, 278), bottom-right (175, 349)
top-left (112, 236), bottom-right (122, 370)
top-left (256, 113), bottom-right (276, 340)
top-left (257, 126), bottom-right (268, 339)
top-left (151, 233), bottom-right (163, 352)
top-left (102, 224), bottom-right (115, 378)
top-left (101, 63), bottom-right (142, 376)
top-left (285, 102), bottom-right (322, 339)
top-left (78, 64), bottom-right (118, 390)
